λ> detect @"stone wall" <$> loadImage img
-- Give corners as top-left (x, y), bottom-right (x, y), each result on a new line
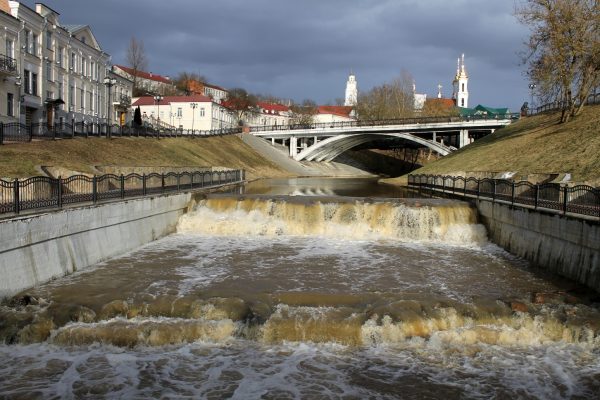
top-left (476, 200), bottom-right (600, 292)
top-left (0, 193), bottom-right (191, 298)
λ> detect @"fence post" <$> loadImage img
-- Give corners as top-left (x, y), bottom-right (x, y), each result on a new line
top-left (511, 182), bottom-right (515, 205)
top-left (477, 179), bottom-right (481, 199)
top-left (57, 176), bottom-right (63, 208)
top-left (28, 123), bottom-right (33, 142)
top-left (534, 185), bottom-right (539, 209)
top-left (142, 174), bottom-right (147, 196)
top-left (562, 185), bottom-right (568, 215)
top-left (92, 175), bottom-right (97, 203)
top-left (0, 121), bottom-right (4, 145)
top-left (72, 118), bottom-right (75, 138)
top-left (161, 174), bottom-right (165, 193)
top-left (120, 175), bottom-right (125, 199)
top-left (492, 180), bottom-right (496, 202)
top-left (177, 173), bottom-right (180, 192)
top-left (13, 178), bottom-right (19, 214)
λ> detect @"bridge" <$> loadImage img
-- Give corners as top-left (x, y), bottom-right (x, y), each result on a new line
top-left (249, 114), bottom-right (519, 161)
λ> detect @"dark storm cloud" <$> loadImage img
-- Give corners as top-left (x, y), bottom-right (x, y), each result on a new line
top-left (39, 0), bottom-right (530, 109)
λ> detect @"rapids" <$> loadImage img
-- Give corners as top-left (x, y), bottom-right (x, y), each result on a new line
top-left (1, 184), bottom-right (599, 398)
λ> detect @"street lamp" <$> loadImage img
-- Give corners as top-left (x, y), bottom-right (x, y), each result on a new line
top-left (103, 76), bottom-right (116, 137)
top-left (153, 95), bottom-right (163, 127)
top-left (528, 83), bottom-right (536, 114)
top-left (190, 102), bottom-right (197, 134)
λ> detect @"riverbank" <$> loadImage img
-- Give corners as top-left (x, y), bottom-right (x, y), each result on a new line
top-left (0, 135), bottom-right (292, 181)
top-left (382, 104), bottom-right (600, 186)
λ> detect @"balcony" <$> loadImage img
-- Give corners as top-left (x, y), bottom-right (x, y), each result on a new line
top-left (0, 54), bottom-right (18, 76)
top-left (113, 94), bottom-right (131, 107)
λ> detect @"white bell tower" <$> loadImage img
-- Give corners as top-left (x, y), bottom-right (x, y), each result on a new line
top-left (344, 72), bottom-right (358, 106)
top-left (452, 54), bottom-right (469, 108)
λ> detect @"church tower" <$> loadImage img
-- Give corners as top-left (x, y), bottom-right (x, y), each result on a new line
top-left (452, 54), bottom-right (469, 108)
top-left (344, 73), bottom-right (358, 106)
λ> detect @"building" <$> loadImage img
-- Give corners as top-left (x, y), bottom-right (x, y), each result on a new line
top-left (246, 101), bottom-right (291, 127)
top-left (202, 82), bottom-right (228, 103)
top-left (131, 95), bottom-right (235, 131)
top-left (314, 105), bottom-right (356, 123)
top-left (344, 73), bottom-right (357, 106)
top-left (113, 65), bottom-right (175, 96)
top-left (0, 1), bottom-right (126, 129)
top-left (453, 54), bottom-right (469, 108)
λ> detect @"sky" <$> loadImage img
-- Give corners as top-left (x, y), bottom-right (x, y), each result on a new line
top-left (39, 0), bottom-right (531, 110)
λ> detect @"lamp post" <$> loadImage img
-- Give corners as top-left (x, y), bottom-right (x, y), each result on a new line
top-left (153, 95), bottom-right (163, 127)
top-left (528, 83), bottom-right (536, 114)
top-left (103, 76), bottom-right (116, 138)
top-left (190, 102), bottom-right (197, 134)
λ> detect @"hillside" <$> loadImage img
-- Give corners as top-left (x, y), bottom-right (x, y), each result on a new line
top-left (0, 135), bottom-right (293, 180)
top-left (383, 105), bottom-right (600, 185)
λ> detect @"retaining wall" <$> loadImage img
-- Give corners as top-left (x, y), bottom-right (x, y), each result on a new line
top-left (476, 199), bottom-right (600, 292)
top-left (0, 193), bottom-right (191, 298)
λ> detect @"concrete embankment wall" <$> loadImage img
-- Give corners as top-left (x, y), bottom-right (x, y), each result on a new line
top-left (0, 194), bottom-right (191, 299)
top-left (476, 200), bottom-right (600, 292)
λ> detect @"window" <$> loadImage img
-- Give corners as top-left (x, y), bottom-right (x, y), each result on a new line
top-left (46, 31), bottom-right (52, 50)
top-left (46, 62), bottom-right (52, 81)
top-left (177, 107), bottom-right (182, 117)
top-left (46, 91), bottom-right (53, 100)
top-left (200, 107), bottom-right (205, 117)
top-left (24, 69), bottom-right (30, 94)
top-left (70, 52), bottom-right (76, 71)
top-left (7, 93), bottom-right (14, 117)
top-left (89, 91), bottom-right (94, 112)
top-left (31, 73), bottom-right (38, 96)
top-left (5, 39), bottom-right (14, 59)
top-left (57, 47), bottom-right (63, 66)
top-left (24, 30), bottom-right (30, 54)
top-left (69, 85), bottom-right (74, 108)
top-left (462, 83), bottom-right (465, 92)
top-left (82, 59), bottom-right (87, 77)
top-left (461, 98), bottom-right (465, 107)
top-left (58, 82), bottom-right (63, 100)
top-left (32, 33), bottom-right (38, 55)
top-left (91, 62), bottom-right (95, 79)
top-left (80, 88), bottom-right (85, 111)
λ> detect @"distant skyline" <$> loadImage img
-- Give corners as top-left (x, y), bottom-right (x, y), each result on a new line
top-left (38, 0), bottom-right (531, 110)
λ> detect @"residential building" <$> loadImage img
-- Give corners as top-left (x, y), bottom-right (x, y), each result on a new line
top-left (246, 101), bottom-right (291, 127)
top-left (131, 95), bottom-right (235, 131)
top-left (314, 105), bottom-right (356, 123)
top-left (0, 4), bottom-right (20, 124)
top-left (0, 1), bottom-right (118, 128)
top-left (113, 65), bottom-right (175, 96)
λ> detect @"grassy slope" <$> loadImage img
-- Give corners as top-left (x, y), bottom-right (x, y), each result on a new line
top-left (386, 105), bottom-right (600, 184)
top-left (0, 135), bottom-right (292, 180)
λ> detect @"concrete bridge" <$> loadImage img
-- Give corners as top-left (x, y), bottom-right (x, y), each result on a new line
top-left (249, 114), bottom-right (518, 161)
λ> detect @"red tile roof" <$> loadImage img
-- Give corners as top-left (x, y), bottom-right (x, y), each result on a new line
top-left (115, 65), bottom-right (172, 85)
top-left (132, 95), bottom-right (212, 107)
top-left (425, 98), bottom-right (456, 109)
top-left (317, 105), bottom-right (354, 118)
top-left (204, 82), bottom-right (228, 92)
top-left (258, 102), bottom-right (290, 114)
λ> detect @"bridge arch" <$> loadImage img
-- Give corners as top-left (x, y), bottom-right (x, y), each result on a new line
top-left (294, 132), bottom-right (455, 161)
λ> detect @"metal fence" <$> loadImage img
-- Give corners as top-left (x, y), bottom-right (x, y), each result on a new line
top-left (0, 121), bottom-right (243, 145)
top-left (0, 169), bottom-right (245, 215)
top-left (408, 174), bottom-right (600, 220)
top-left (528, 92), bottom-right (600, 116)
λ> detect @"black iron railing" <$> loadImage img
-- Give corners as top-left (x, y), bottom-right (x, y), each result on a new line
top-left (527, 92), bottom-right (600, 116)
top-left (0, 54), bottom-right (17, 74)
top-left (408, 174), bottom-right (600, 220)
top-left (0, 169), bottom-right (245, 215)
top-left (0, 121), bottom-right (243, 145)
top-left (249, 113), bottom-right (520, 133)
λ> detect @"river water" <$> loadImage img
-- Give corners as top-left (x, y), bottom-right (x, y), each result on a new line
top-left (1, 178), bottom-right (599, 399)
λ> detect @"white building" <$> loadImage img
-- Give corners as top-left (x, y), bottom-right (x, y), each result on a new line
top-left (0, 4), bottom-right (20, 124)
top-left (453, 54), bottom-right (469, 108)
top-left (245, 101), bottom-right (291, 127)
top-left (132, 95), bottom-right (236, 131)
top-left (344, 73), bottom-right (357, 106)
top-left (314, 105), bottom-right (356, 123)
top-left (113, 65), bottom-right (175, 96)
top-left (202, 82), bottom-right (228, 104)
top-left (0, 1), bottom-right (128, 129)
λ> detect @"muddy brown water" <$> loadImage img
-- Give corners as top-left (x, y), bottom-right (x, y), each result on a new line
top-left (0, 178), bottom-right (599, 399)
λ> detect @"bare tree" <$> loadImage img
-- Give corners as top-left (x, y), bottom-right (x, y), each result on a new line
top-left (290, 99), bottom-right (317, 125)
top-left (516, 0), bottom-right (599, 122)
top-left (126, 36), bottom-right (148, 96)
top-left (356, 70), bottom-right (415, 120)
top-left (224, 88), bottom-right (258, 125)
top-left (173, 72), bottom-right (208, 95)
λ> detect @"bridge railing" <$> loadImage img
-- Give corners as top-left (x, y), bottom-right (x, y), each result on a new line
top-left (249, 113), bottom-right (520, 133)
top-left (0, 169), bottom-right (245, 216)
top-left (408, 174), bottom-right (600, 220)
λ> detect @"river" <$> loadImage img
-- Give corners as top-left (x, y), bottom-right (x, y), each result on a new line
top-left (0, 178), bottom-right (599, 399)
